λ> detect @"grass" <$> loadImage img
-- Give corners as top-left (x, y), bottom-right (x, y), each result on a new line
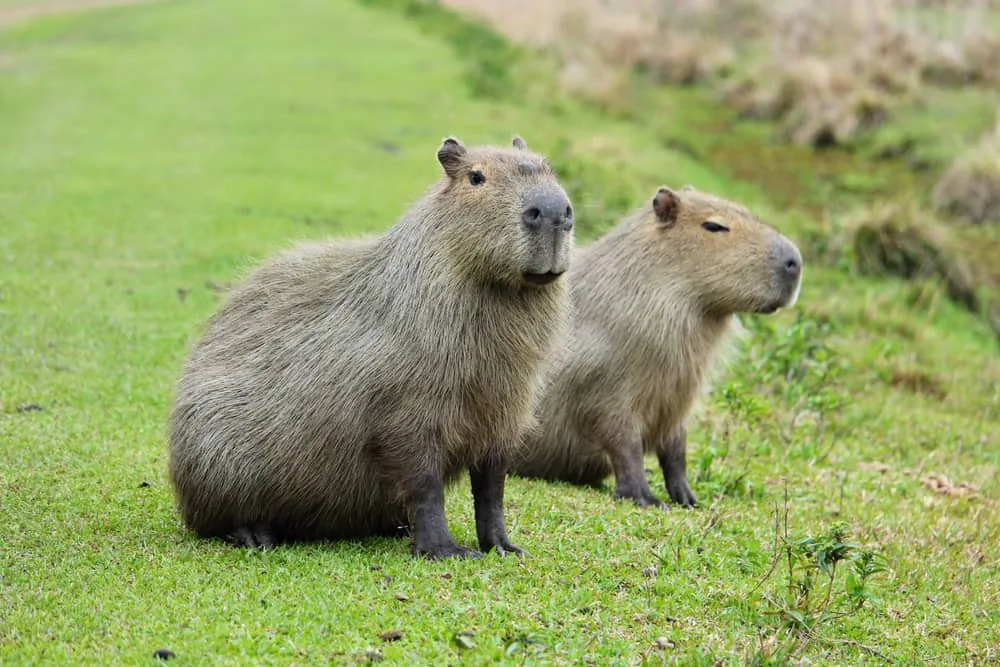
top-left (1, 0), bottom-right (998, 664)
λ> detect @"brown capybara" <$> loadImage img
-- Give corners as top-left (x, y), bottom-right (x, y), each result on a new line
top-left (512, 185), bottom-right (802, 508)
top-left (169, 136), bottom-right (575, 559)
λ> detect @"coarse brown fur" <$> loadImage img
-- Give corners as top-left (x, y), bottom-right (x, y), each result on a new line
top-left (169, 136), bottom-right (575, 558)
top-left (512, 185), bottom-right (802, 508)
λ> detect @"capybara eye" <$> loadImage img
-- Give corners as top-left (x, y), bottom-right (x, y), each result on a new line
top-left (701, 221), bottom-right (729, 233)
top-left (468, 170), bottom-right (486, 186)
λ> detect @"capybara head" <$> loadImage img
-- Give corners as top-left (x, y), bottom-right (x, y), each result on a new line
top-left (435, 136), bottom-right (574, 287)
top-left (646, 185), bottom-right (802, 316)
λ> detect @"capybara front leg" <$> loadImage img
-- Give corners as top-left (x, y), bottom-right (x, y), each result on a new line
top-left (470, 458), bottom-right (525, 557)
top-left (607, 429), bottom-right (666, 509)
top-left (407, 472), bottom-right (482, 560)
top-left (656, 425), bottom-right (697, 508)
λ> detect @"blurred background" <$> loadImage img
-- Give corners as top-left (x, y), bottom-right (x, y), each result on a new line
top-left (444, 0), bottom-right (1000, 340)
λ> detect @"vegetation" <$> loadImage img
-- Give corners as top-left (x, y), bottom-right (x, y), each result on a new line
top-left (933, 118), bottom-right (1000, 224)
top-left (1, 0), bottom-right (998, 664)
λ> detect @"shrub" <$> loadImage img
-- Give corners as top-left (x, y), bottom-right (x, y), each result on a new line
top-left (846, 201), bottom-right (983, 312)
top-left (932, 120), bottom-right (1000, 224)
top-left (838, 199), bottom-right (1000, 343)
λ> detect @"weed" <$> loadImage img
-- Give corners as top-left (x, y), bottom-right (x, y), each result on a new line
top-left (753, 492), bottom-right (892, 659)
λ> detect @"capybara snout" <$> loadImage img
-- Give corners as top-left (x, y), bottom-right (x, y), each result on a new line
top-left (435, 136), bottom-right (573, 287)
top-left (521, 186), bottom-right (573, 232)
top-left (766, 235), bottom-right (803, 312)
top-left (521, 183), bottom-right (574, 284)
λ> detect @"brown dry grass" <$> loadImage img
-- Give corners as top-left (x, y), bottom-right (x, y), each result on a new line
top-left (933, 115), bottom-right (1000, 224)
top-left (840, 200), bottom-right (999, 337)
top-left (442, 0), bottom-right (1000, 146)
top-left (723, 56), bottom-right (897, 147)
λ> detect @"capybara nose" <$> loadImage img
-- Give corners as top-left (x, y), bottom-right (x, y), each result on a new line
top-left (784, 256), bottom-right (801, 279)
top-left (523, 192), bottom-right (574, 232)
top-left (772, 239), bottom-right (803, 283)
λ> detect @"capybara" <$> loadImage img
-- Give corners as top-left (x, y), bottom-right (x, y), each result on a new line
top-left (169, 136), bottom-right (575, 558)
top-left (512, 185), bottom-right (802, 508)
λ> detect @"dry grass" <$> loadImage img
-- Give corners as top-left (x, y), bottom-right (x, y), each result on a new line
top-left (839, 200), bottom-right (999, 338)
top-left (933, 116), bottom-right (1000, 224)
top-left (723, 57), bottom-right (897, 147)
top-left (442, 0), bottom-right (1000, 147)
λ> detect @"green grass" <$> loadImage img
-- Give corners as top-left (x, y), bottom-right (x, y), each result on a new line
top-left (1, 0), bottom-right (999, 665)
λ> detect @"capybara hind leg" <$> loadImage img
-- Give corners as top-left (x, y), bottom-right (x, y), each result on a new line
top-left (656, 426), bottom-right (697, 508)
top-left (407, 473), bottom-right (481, 560)
top-left (606, 427), bottom-right (667, 509)
top-left (470, 458), bottom-right (525, 557)
top-left (225, 523), bottom-right (278, 549)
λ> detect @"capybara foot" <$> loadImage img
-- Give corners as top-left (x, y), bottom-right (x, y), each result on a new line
top-left (225, 524), bottom-right (278, 548)
top-left (485, 539), bottom-right (526, 557)
top-left (666, 475), bottom-right (698, 508)
top-left (615, 488), bottom-right (667, 509)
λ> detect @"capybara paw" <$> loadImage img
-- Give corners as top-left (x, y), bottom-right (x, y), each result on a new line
top-left (666, 479), bottom-right (697, 508)
top-left (225, 524), bottom-right (277, 548)
top-left (615, 489), bottom-right (666, 509)
top-left (637, 495), bottom-right (667, 509)
top-left (489, 541), bottom-right (527, 558)
top-left (479, 531), bottom-right (527, 556)
top-left (413, 543), bottom-right (483, 560)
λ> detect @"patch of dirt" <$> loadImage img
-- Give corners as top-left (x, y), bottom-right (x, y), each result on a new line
top-left (0, 0), bottom-right (166, 28)
top-left (920, 473), bottom-right (979, 498)
top-left (859, 462), bottom-right (892, 474)
top-left (889, 368), bottom-right (947, 400)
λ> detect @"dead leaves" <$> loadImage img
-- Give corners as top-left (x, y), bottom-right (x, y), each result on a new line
top-left (858, 462), bottom-right (891, 474)
top-left (859, 461), bottom-right (989, 502)
top-left (919, 473), bottom-right (979, 499)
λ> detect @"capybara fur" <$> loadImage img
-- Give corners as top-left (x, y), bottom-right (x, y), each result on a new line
top-left (512, 185), bottom-right (802, 508)
top-left (169, 136), bottom-right (575, 559)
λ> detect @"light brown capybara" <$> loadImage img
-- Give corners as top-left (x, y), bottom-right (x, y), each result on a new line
top-left (169, 136), bottom-right (575, 558)
top-left (512, 185), bottom-right (802, 508)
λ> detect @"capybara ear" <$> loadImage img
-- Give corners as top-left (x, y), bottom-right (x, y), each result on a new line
top-left (680, 184), bottom-right (697, 192)
top-left (437, 137), bottom-right (468, 178)
top-left (512, 135), bottom-right (528, 151)
top-left (652, 187), bottom-right (680, 227)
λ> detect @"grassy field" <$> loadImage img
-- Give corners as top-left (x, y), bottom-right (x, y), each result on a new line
top-left (1, 0), bottom-right (999, 664)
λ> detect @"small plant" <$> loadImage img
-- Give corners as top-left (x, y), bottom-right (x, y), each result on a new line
top-left (764, 524), bottom-right (889, 627)
top-left (752, 497), bottom-right (891, 659)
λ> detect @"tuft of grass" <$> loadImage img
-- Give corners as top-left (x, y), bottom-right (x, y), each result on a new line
top-left (933, 117), bottom-right (1000, 225)
top-left (835, 200), bottom-right (1000, 341)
